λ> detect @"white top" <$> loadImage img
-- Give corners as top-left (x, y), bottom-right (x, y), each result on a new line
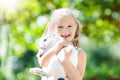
top-left (41, 47), bottom-right (82, 80)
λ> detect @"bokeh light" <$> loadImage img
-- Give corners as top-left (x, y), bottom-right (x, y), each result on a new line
top-left (0, 0), bottom-right (21, 13)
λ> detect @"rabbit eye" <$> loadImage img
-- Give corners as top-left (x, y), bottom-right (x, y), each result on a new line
top-left (44, 39), bottom-right (47, 41)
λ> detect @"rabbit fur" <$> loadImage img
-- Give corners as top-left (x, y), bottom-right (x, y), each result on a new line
top-left (29, 35), bottom-right (78, 79)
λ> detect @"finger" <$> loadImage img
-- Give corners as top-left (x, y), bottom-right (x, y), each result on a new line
top-left (65, 46), bottom-right (72, 53)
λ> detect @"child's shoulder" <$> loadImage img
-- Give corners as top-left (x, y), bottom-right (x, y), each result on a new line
top-left (76, 48), bottom-right (86, 57)
top-left (75, 47), bottom-right (82, 51)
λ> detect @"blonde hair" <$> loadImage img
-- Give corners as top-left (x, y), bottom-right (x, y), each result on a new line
top-left (44, 8), bottom-right (81, 47)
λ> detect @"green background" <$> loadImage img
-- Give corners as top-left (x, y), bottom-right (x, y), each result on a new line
top-left (0, 0), bottom-right (120, 80)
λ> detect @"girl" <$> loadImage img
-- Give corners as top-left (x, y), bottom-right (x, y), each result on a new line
top-left (37, 8), bottom-right (86, 80)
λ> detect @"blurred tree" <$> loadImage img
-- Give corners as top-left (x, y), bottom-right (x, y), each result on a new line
top-left (0, 0), bottom-right (120, 80)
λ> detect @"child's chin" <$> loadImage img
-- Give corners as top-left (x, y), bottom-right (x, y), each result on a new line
top-left (64, 37), bottom-right (71, 40)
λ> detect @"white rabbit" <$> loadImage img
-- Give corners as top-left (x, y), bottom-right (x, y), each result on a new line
top-left (29, 35), bottom-right (78, 80)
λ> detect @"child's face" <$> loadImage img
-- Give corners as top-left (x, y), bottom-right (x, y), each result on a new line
top-left (55, 15), bottom-right (77, 41)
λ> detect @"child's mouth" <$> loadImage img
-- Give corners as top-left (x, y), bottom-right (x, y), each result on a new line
top-left (61, 34), bottom-right (70, 39)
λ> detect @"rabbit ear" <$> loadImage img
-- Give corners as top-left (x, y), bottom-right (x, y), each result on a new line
top-left (49, 22), bottom-right (56, 34)
top-left (43, 22), bottom-right (56, 35)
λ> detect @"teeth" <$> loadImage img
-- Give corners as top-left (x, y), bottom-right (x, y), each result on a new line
top-left (62, 35), bottom-right (70, 37)
top-left (61, 34), bottom-right (70, 39)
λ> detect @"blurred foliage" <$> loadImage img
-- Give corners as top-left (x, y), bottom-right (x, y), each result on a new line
top-left (0, 0), bottom-right (120, 80)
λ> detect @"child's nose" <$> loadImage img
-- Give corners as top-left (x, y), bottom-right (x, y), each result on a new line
top-left (62, 28), bottom-right (69, 34)
top-left (62, 28), bottom-right (69, 32)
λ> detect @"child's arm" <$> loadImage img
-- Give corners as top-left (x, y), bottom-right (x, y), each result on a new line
top-left (37, 41), bottom-right (63, 67)
top-left (58, 48), bottom-right (87, 80)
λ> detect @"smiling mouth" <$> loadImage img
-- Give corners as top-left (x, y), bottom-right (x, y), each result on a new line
top-left (61, 34), bottom-right (70, 39)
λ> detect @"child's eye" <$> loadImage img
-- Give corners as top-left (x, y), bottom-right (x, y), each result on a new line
top-left (58, 26), bottom-right (63, 28)
top-left (68, 25), bottom-right (72, 27)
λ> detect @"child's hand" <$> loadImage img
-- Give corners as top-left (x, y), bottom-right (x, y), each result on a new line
top-left (57, 46), bottom-right (72, 62)
top-left (57, 39), bottom-right (73, 49)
